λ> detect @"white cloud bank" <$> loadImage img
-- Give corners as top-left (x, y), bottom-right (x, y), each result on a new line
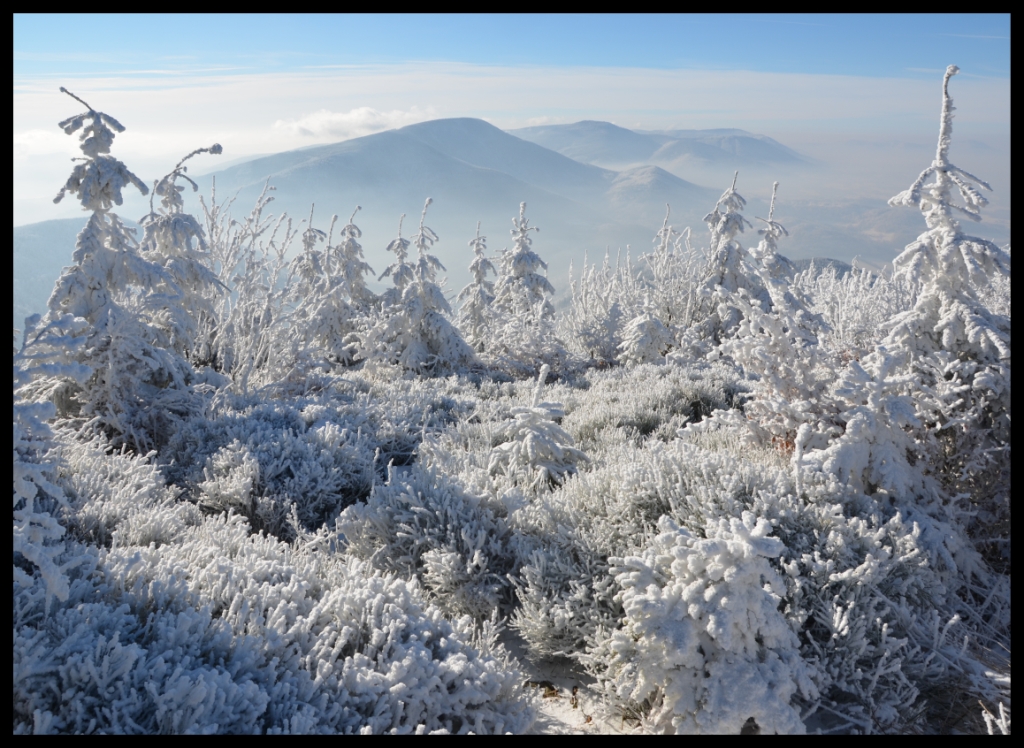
top-left (272, 106), bottom-right (435, 140)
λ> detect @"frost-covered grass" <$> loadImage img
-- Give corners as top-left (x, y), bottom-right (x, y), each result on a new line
top-left (13, 70), bottom-right (1010, 733)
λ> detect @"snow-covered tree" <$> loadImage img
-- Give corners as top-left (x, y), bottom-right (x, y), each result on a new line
top-left (328, 206), bottom-right (377, 312)
top-left (456, 222), bottom-right (497, 353)
top-left (488, 203), bottom-right (566, 373)
top-left (41, 88), bottom-right (199, 449)
top-left (703, 172), bottom-right (756, 297)
top-left (678, 174), bottom-right (766, 355)
top-left (884, 65), bottom-right (1011, 544)
top-left (294, 206), bottom-right (379, 365)
top-left (378, 213), bottom-right (415, 308)
top-left (493, 203), bottom-right (555, 320)
top-left (137, 143), bottom-right (225, 360)
top-left (717, 183), bottom-right (833, 451)
top-left (362, 200), bottom-right (475, 374)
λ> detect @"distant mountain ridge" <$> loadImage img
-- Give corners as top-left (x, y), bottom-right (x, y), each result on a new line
top-left (510, 120), bottom-right (806, 171)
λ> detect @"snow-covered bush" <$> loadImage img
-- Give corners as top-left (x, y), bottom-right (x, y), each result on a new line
top-left (793, 263), bottom-right (916, 362)
top-left (198, 183), bottom-right (302, 391)
top-left (639, 207), bottom-right (710, 351)
top-left (487, 366), bottom-right (587, 491)
top-left (163, 395), bottom-right (376, 539)
top-left (14, 504), bottom-right (533, 734)
top-left (559, 251), bottom-right (635, 362)
top-left (13, 315), bottom-right (90, 607)
top-left (598, 513), bottom-right (815, 734)
top-left (618, 297), bottom-right (676, 365)
top-left (338, 463), bottom-right (515, 621)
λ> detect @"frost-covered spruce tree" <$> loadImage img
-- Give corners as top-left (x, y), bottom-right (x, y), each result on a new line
top-left (43, 88), bottom-right (197, 449)
top-left (718, 183), bottom-right (833, 452)
top-left (362, 200), bottom-right (474, 374)
top-left (493, 202), bottom-right (555, 320)
top-left (329, 206), bottom-right (378, 312)
top-left (137, 143), bottom-right (225, 360)
top-left (680, 173), bottom-right (764, 353)
top-left (748, 182), bottom-right (805, 313)
top-left (283, 204), bottom-right (342, 367)
top-left (884, 65), bottom-right (1011, 545)
top-left (456, 222), bottom-right (497, 353)
top-left (489, 203), bottom-right (566, 372)
top-left (300, 206), bottom-right (378, 365)
top-left (378, 213), bottom-right (415, 309)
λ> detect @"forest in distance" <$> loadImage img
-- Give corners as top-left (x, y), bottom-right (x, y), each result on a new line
top-left (13, 66), bottom-right (1010, 734)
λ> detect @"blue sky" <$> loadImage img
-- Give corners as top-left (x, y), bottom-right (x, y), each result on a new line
top-left (14, 14), bottom-right (1011, 227)
top-left (14, 14), bottom-right (1010, 79)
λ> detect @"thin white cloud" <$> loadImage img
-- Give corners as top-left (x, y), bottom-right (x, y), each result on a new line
top-left (272, 106), bottom-right (435, 140)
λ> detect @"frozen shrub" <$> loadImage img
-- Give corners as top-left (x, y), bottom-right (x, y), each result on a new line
top-left (642, 207), bottom-right (710, 351)
top-left (338, 463), bottom-right (515, 621)
top-left (13, 510), bottom-right (534, 734)
top-left (559, 252), bottom-right (635, 362)
top-left (487, 366), bottom-right (588, 491)
top-left (164, 397), bottom-right (376, 539)
top-left (13, 315), bottom-right (91, 607)
top-left (597, 513), bottom-right (816, 734)
top-left (60, 433), bottom-right (198, 550)
top-left (618, 298), bottom-right (676, 366)
top-left (196, 182), bottom-right (301, 391)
